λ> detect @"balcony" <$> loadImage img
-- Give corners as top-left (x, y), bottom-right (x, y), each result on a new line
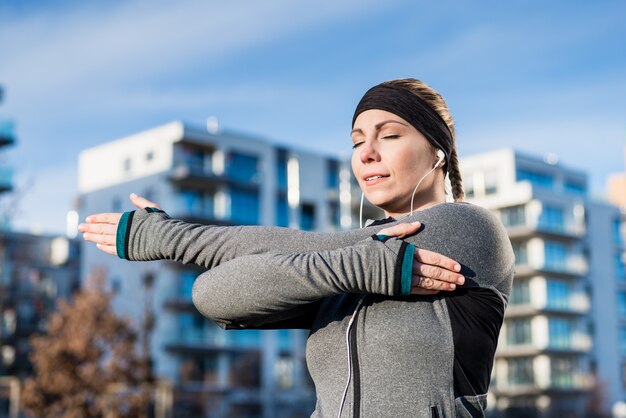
top-left (0, 166), bottom-right (12, 193)
top-left (0, 119), bottom-right (15, 147)
top-left (514, 256), bottom-right (588, 279)
top-left (506, 293), bottom-right (590, 317)
top-left (505, 219), bottom-right (585, 241)
top-left (498, 333), bottom-right (592, 356)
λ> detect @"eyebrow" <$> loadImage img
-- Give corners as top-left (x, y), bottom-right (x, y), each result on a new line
top-left (351, 119), bottom-right (409, 135)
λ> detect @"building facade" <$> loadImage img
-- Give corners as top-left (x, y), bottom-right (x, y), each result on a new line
top-left (461, 149), bottom-right (594, 418)
top-left (78, 121), bottom-right (359, 418)
top-left (461, 148), bottom-right (626, 417)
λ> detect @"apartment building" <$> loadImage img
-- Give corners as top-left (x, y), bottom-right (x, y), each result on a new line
top-left (461, 149), bottom-right (595, 418)
top-left (78, 120), bottom-right (357, 418)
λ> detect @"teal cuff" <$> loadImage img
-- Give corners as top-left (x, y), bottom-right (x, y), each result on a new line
top-left (116, 211), bottom-right (132, 259)
top-left (400, 243), bottom-right (415, 296)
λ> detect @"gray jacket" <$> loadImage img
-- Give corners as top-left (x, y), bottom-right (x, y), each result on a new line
top-left (117, 202), bottom-right (515, 418)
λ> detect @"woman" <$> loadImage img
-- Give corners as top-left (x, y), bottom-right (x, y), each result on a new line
top-left (79, 79), bottom-right (514, 417)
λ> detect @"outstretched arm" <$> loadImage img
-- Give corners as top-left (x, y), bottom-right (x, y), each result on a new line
top-left (79, 194), bottom-right (464, 292)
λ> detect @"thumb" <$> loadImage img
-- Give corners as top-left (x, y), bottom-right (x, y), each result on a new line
top-left (378, 222), bottom-right (421, 238)
top-left (129, 193), bottom-right (161, 210)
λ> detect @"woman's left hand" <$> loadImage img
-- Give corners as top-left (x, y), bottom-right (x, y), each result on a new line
top-left (376, 222), bottom-right (465, 295)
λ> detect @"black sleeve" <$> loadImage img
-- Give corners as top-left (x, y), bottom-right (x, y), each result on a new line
top-left (445, 288), bottom-right (505, 397)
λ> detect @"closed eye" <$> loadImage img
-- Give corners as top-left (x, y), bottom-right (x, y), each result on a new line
top-left (352, 142), bottom-right (364, 149)
top-left (382, 134), bottom-right (400, 139)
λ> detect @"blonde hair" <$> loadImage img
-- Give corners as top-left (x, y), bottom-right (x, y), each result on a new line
top-left (382, 78), bottom-right (464, 202)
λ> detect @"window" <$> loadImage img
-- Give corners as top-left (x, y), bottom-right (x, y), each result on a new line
top-left (548, 318), bottom-right (572, 349)
top-left (501, 205), bottom-right (526, 228)
top-left (564, 180), bottom-right (586, 196)
top-left (226, 151), bottom-right (258, 183)
top-left (511, 241), bottom-right (528, 265)
top-left (614, 219), bottom-right (624, 245)
top-left (227, 330), bottom-right (261, 348)
top-left (230, 187), bottom-right (259, 224)
top-left (278, 329), bottom-right (291, 351)
top-left (547, 280), bottom-right (570, 310)
top-left (276, 149), bottom-right (288, 190)
top-left (179, 189), bottom-right (213, 217)
top-left (123, 158), bottom-right (131, 172)
top-left (551, 358), bottom-right (574, 388)
top-left (506, 318), bottom-right (532, 346)
top-left (180, 270), bottom-right (196, 299)
top-left (181, 145), bottom-right (209, 174)
top-left (327, 160), bottom-right (339, 190)
top-left (179, 313), bottom-right (207, 343)
top-left (329, 201), bottom-right (341, 228)
top-left (516, 168), bottom-right (554, 189)
top-left (146, 151), bottom-right (154, 162)
top-left (539, 205), bottom-right (565, 232)
top-left (508, 357), bottom-right (534, 386)
top-left (510, 279), bottom-right (530, 305)
top-left (485, 170), bottom-right (498, 195)
top-left (618, 292), bottom-right (626, 317)
top-left (276, 196), bottom-right (289, 227)
top-left (616, 253), bottom-right (626, 280)
top-left (300, 203), bottom-right (316, 231)
top-left (544, 241), bottom-right (567, 271)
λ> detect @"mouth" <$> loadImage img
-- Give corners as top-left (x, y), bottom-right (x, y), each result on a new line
top-left (363, 174), bottom-right (389, 185)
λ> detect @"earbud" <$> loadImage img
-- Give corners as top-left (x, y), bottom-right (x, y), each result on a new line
top-left (434, 149), bottom-right (445, 168)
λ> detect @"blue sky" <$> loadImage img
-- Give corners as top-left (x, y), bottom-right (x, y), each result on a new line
top-left (0, 0), bottom-right (625, 234)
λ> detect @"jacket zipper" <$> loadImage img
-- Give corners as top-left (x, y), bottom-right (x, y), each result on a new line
top-left (350, 311), bottom-right (361, 418)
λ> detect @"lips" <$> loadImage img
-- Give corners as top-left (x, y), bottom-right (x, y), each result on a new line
top-left (363, 173), bottom-right (389, 186)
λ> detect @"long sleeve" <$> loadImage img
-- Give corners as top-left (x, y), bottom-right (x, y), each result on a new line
top-left (116, 208), bottom-right (389, 268)
top-left (192, 234), bottom-right (410, 329)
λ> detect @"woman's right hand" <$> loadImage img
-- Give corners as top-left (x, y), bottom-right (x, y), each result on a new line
top-left (376, 222), bottom-right (465, 295)
top-left (77, 193), bottom-right (162, 256)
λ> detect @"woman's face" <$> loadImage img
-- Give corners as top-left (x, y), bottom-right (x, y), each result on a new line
top-left (351, 109), bottom-right (441, 217)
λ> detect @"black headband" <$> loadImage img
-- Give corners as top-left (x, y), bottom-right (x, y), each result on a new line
top-left (352, 83), bottom-right (453, 176)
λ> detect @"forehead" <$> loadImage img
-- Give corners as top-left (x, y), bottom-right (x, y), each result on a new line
top-left (353, 109), bottom-right (408, 127)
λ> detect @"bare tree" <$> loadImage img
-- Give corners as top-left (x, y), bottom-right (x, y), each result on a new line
top-left (21, 267), bottom-right (151, 418)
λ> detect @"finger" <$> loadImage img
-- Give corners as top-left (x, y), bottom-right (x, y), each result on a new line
top-left (96, 243), bottom-right (117, 256)
top-left (414, 248), bottom-right (462, 273)
top-left (130, 193), bottom-right (161, 210)
top-left (77, 223), bottom-right (117, 235)
top-left (377, 222), bottom-right (421, 238)
top-left (85, 213), bottom-right (122, 224)
top-left (413, 262), bottom-right (465, 286)
top-left (82, 232), bottom-right (116, 246)
top-left (412, 275), bottom-right (457, 292)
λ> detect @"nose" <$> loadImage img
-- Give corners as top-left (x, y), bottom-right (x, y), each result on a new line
top-left (359, 140), bottom-right (381, 164)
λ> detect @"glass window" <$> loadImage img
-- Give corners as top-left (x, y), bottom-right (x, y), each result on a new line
top-left (327, 160), bottom-right (339, 190)
top-left (506, 318), bottom-right (532, 346)
top-left (328, 201), bottom-right (340, 229)
top-left (548, 318), bottom-right (572, 349)
top-left (539, 205), bottom-right (565, 232)
top-left (227, 330), bottom-right (261, 348)
top-left (179, 313), bottom-right (207, 344)
top-left (618, 292), bottom-right (626, 317)
top-left (564, 180), bottom-right (586, 196)
top-left (510, 279), bottom-right (530, 305)
top-left (123, 158), bottom-right (131, 172)
top-left (112, 196), bottom-right (122, 212)
top-left (276, 149), bottom-right (288, 190)
top-left (616, 253), bottom-right (626, 280)
top-left (516, 168), bottom-right (554, 189)
top-left (276, 196), bottom-right (289, 227)
top-left (614, 219), bottom-right (624, 245)
top-left (485, 170), bottom-right (498, 195)
top-left (182, 146), bottom-right (208, 173)
top-left (508, 357), bottom-right (534, 386)
top-left (551, 357), bottom-right (574, 388)
top-left (180, 270), bottom-right (196, 299)
top-left (226, 151), bottom-right (258, 183)
top-left (146, 151), bottom-right (154, 161)
top-left (278, 329), bottom-right (291, 351)
top-left (230, 187), bottom-right (259, 225)
top-left (547, 279), bottom-right (570, 310)
top-left (179, 189), bottom-right (213, 217)
top-left (501, 205), bottom-right (526, 228)
top-left (300, 203), bottom-right (316, 231)
top-left (511, 241), bottom-right (528, 265)
top-left (544, 241), bottom-right (567, 271)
